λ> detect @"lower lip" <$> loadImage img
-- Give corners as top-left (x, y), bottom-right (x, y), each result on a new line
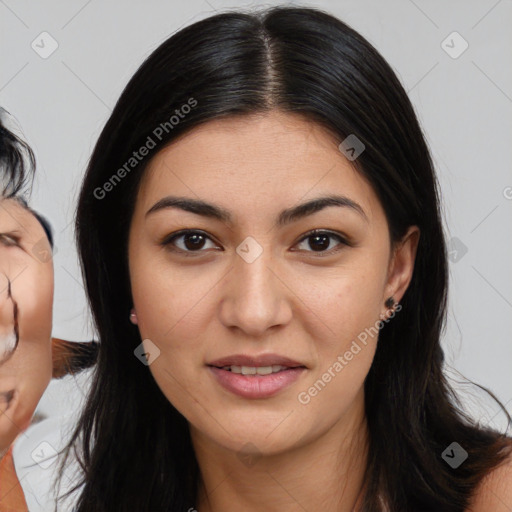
top-left (207, 366), bottom-right (306, 399)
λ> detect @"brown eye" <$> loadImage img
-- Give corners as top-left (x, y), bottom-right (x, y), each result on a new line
top-left (294, 230), bottom-right (348, 255)
top-left (180, 232), bottom-right (207, 251)
top-left (161, 230), bottom-right (218, 255)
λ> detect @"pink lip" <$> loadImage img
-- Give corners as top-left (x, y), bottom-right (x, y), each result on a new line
top-left (207, 353), bottom-right (307, 399)
top-left (208, 366), bottom-right (306, 398)
top-left (207, 353), bottom-right (306, 368)
top-left (207, 366), bottom-right (306, 399)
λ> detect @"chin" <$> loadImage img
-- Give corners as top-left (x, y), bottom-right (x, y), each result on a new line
top-left (195, 417), bottom-right (304, 456)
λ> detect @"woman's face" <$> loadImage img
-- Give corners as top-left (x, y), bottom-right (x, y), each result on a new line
top-left (128, 111), bottom-right (418, 456)
top-left (0, 198), bottom-right (54, 453)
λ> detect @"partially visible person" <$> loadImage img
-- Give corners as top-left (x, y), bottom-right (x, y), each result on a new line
top-left (0, 108), bottom-right (98, 511)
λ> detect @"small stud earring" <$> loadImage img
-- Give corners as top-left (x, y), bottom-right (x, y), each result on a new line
top-left (384, 296), bottom-right (395, 309)
top-left (129, 308), bottom-right (138, 324)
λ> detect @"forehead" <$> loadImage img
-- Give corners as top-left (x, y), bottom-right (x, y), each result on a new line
top-left (0, 198), bottom-right (47, 241)
top-left (137, 112), bottom-right (383, 224)
top-left (148, 111), bottom-right (341, 173)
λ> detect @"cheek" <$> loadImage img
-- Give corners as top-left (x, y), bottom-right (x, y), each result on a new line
top-left (131, 251), bottom-right (222, 346)
top-left (129, 253), bottom-right (209, 403)
top-left (14, 266), bottom-right (54, 343)
top-left (291, 256), bottom-right (387, 406)
top-left (298, 254), bottom-right (388, 345)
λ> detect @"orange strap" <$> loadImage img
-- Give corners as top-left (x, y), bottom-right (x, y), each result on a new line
top-left (0, 445), bottom-right (28, 511)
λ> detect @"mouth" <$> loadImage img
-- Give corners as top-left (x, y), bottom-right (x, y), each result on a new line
top-left (207, 354), bottom-right (306, 368)
top-left (206, 353), bottom-right (307, 399)
top-left (207, 353), bottom-right (307, 371)
top-left (209, 364), bottom-right (304, 375)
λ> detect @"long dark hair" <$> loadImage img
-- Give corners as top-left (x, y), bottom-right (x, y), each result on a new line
top-left (58, 6), bottom-right (512, 511)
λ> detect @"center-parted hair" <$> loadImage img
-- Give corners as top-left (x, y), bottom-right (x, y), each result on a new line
top-left (59, 6), bottom-right (512, 511)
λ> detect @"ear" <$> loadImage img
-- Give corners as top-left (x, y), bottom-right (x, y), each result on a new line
top-left (383, 226), bottom-right (420, 307)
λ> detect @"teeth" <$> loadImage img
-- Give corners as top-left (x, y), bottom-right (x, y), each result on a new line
top-left (221, 365), bottom-right (288, 375)
top-left (255, 366), bottom-right (273, 375)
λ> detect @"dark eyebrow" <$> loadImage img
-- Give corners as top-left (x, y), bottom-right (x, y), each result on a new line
top-left (145, 194), bottom-right (368, 227)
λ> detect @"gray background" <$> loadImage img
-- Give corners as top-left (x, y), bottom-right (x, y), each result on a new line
top-left (1, 0), bottom-right (511, 430)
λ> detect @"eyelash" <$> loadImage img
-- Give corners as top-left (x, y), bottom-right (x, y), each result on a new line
top-left (160, 229), bottom-right (350, 258)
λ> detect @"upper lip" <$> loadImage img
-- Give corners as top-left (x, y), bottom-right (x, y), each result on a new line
top-left (207, 353), bottom-right (306, 368)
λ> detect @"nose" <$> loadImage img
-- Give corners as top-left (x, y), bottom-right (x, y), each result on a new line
top-left (218, 241), bottom-right (293, 337)
top-left (0, 274), bottom-right (17, 364)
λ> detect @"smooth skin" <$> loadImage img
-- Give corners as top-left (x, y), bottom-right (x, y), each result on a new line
top-left (0, 198), bottom-right (54, 458)
top-left (127, 110), bottom-right (419, 511)
top-left (128, 111), bottom-right (512, 511)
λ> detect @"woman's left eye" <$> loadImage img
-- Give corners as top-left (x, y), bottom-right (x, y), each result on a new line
top-left (161, 229), bottom-right (348, 256)
top-left (294, 230), bottom-right (348, 255)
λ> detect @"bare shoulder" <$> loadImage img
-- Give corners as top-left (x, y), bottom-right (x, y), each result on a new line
top-left (466, 451), bottom-right (512, 512)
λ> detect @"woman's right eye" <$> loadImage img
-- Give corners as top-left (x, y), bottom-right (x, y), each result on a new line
top-left (161, 230), bottom-right (219, 256)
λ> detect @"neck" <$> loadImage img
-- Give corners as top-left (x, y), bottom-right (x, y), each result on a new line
top-left (192, 389), bottom-right (369, 512)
